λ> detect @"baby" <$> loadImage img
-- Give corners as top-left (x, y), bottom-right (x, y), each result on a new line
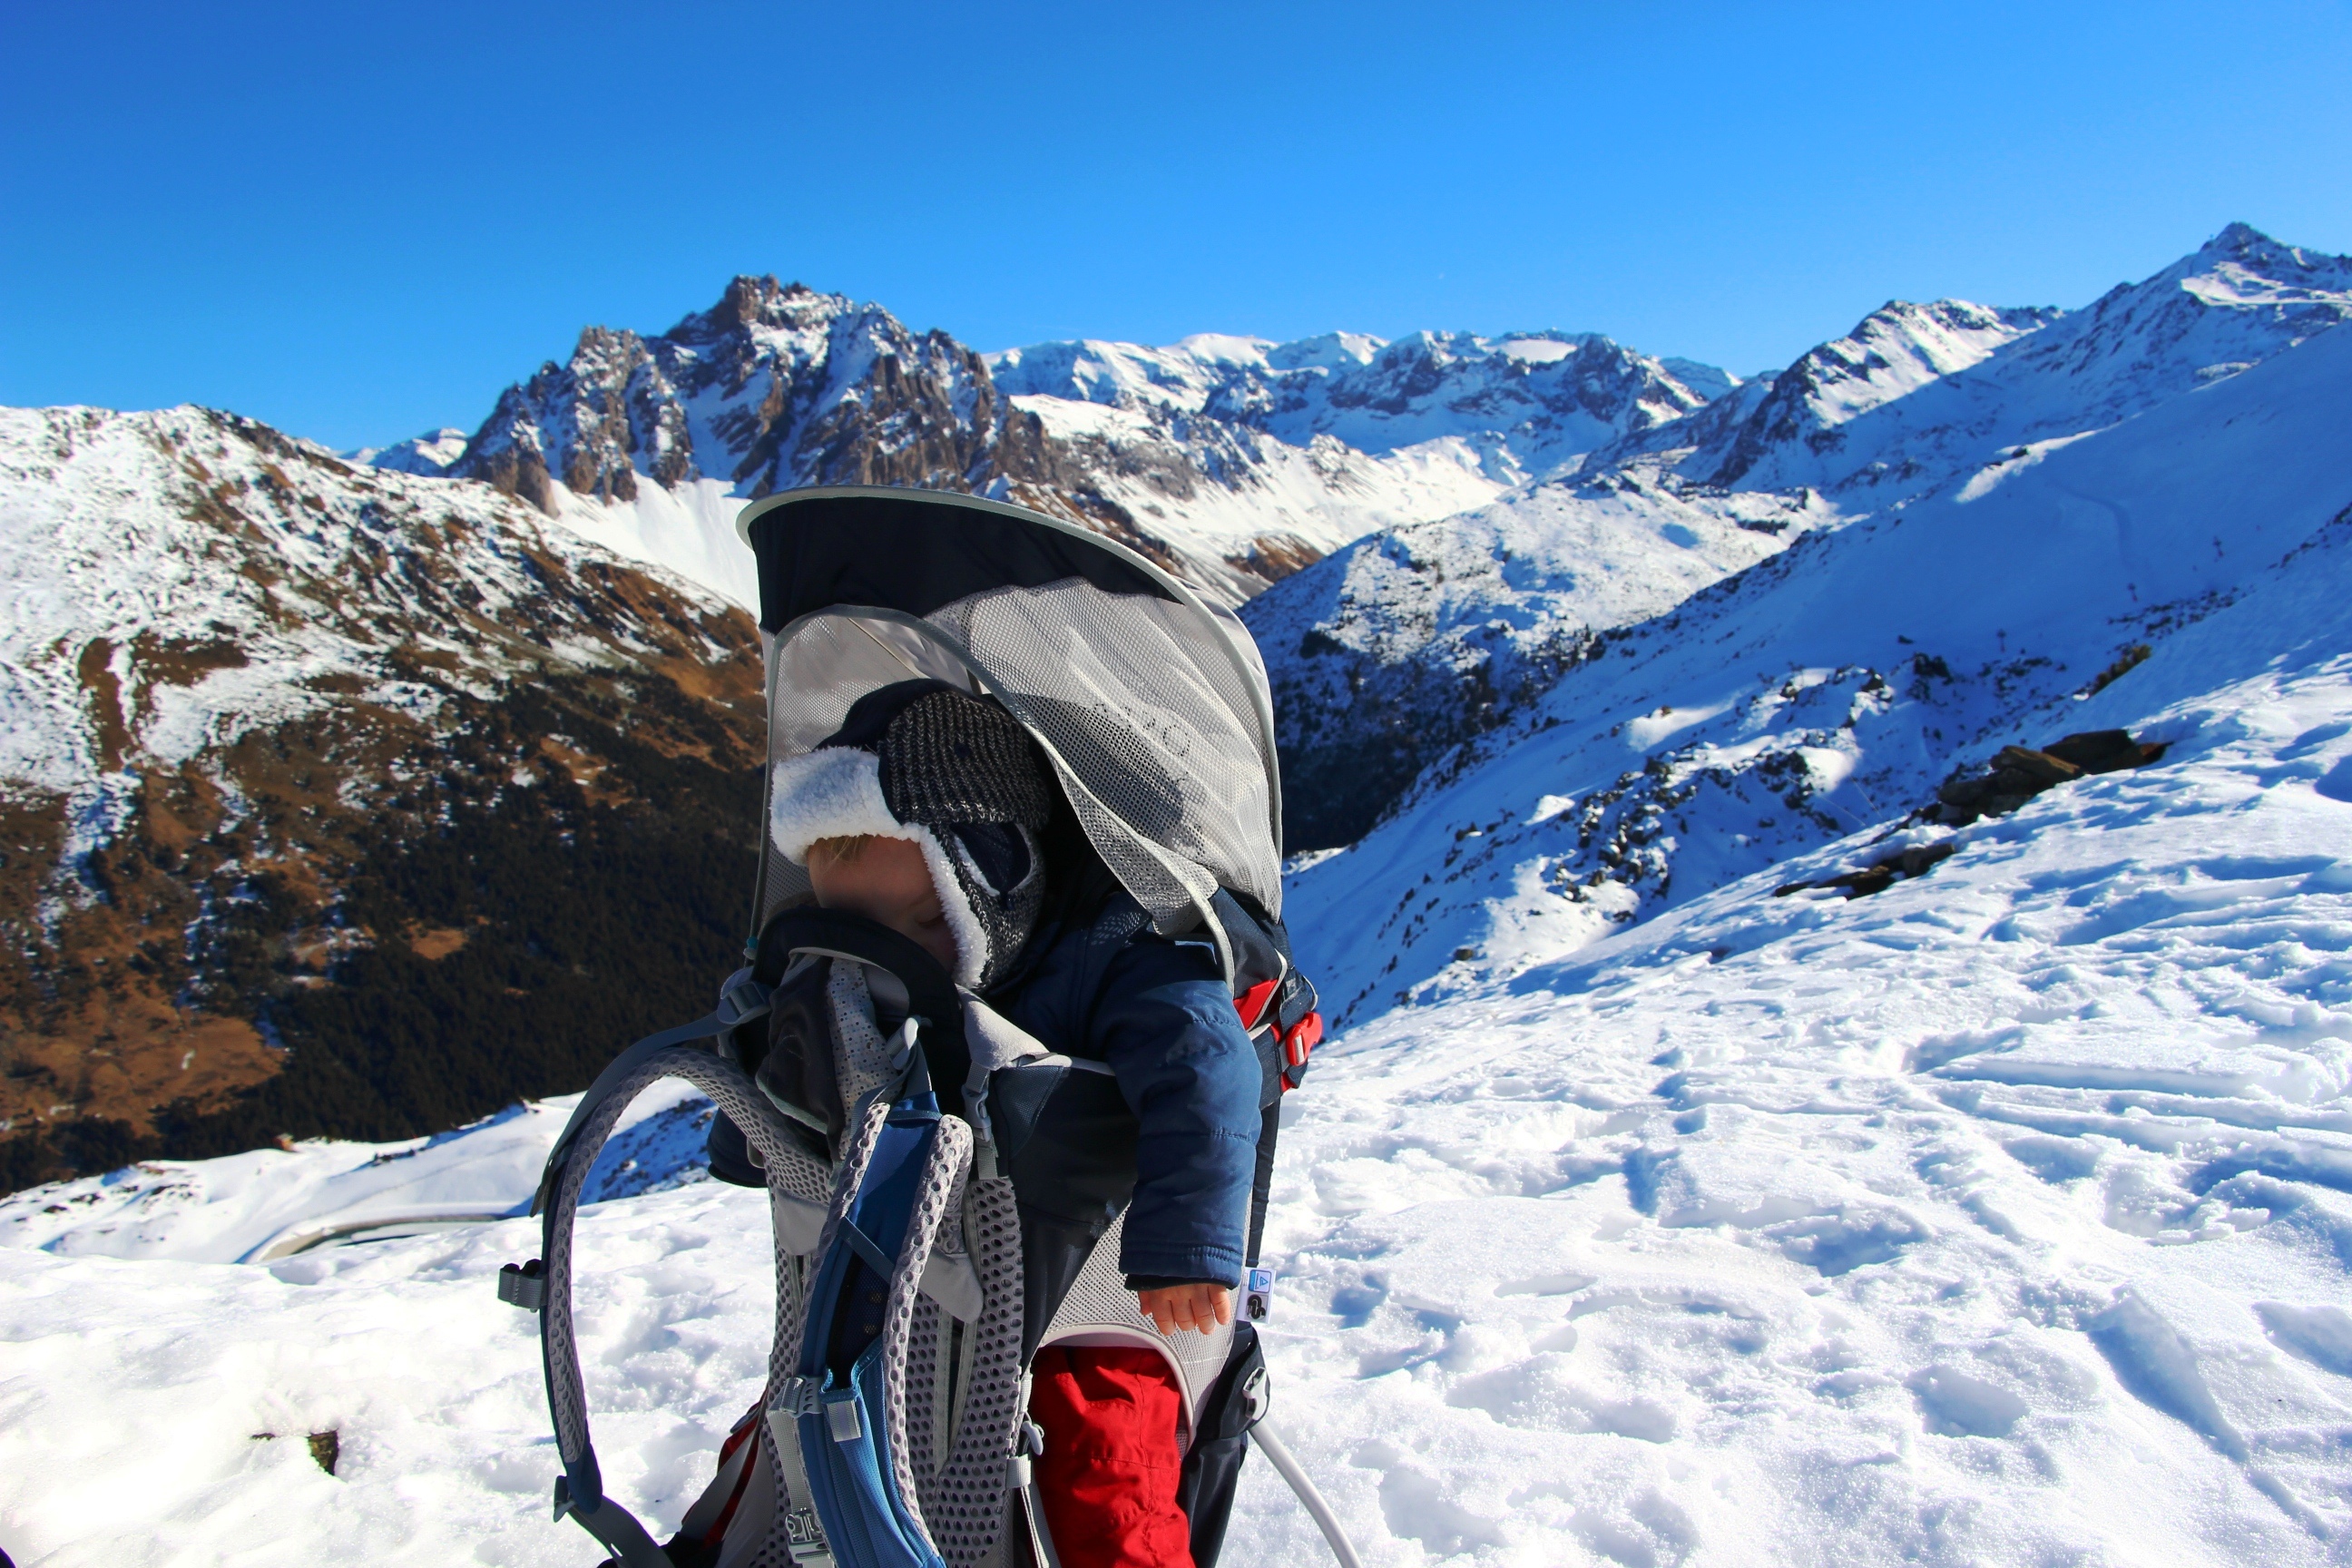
top-left (766, 679), bottom-right (1263, 1566)
top-left (805, 829), bottom-right (1239, 1336)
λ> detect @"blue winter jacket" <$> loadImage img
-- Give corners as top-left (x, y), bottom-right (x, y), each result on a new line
top-left (985, 892), bottom-right (1263, 1288)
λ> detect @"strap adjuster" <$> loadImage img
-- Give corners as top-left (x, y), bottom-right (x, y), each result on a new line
top-left (496, 1259), bottom-right (545, 1310)
top-left (1279, 1011), bottom-right (1323, 1086)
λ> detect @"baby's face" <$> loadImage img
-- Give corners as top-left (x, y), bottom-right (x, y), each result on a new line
top-left (808, 837), bottom-right (961, 976)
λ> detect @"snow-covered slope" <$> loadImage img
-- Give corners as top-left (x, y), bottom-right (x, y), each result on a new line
top-left (1669, 223), bottom-right (2352, 498)
top-left (5, 601), bottom-right (2348, 1562)
top-left (0, 404), bottom-right (768, 1186)
top-left (1248, 223), bottom-right (2352, 850)
top-left (0, 1082), bottom-right (710, 1266)
top-left (1244, 476), bottom-right (1831, 848)
top-left (1282, 303), bottom-right (2352, 1024)
top-left (1251, 622), bottom-right (2352, 1563)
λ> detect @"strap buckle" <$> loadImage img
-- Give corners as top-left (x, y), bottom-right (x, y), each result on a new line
top-left (1279, 1011), bottom-right (1323, 1086)
top-left (773, 1376), bottom-right (824, 1416)
top-left (717, 968), bottom-right (773, 1030)
top-left (1234, 977), bottom-right (1280, 1033)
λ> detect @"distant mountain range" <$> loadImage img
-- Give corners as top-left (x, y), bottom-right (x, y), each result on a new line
top-left (1271, 224), bottom-right (2352, 1021)
top-left (2, 221), bottom-right (2343, 1193)
top-left (344, 279), bottom-right (1732, 603)
top-left (1246, 222), bottom-right (2352, 847)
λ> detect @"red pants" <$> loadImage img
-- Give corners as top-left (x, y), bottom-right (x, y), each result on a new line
top-left (1030, 1347), bottom-right (1194, 1568)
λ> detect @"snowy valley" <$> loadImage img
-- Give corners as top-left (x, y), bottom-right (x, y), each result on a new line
top-left (4, 224), bottom-right (2352, 1565)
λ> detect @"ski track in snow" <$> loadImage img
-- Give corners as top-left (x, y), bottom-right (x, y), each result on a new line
top-left (6, 648), bottom-right (2351, 1563)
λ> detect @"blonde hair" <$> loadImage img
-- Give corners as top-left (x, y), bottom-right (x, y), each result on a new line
top-left (808, 833), bottom-right (876, 866)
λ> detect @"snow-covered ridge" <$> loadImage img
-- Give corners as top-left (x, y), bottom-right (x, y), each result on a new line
top-left (0, 404), bottom-right (747, 796)
top-left (986, 325), bottom-right (1717, 472)
top-left (1281, 295), bottom-right (2352, 1023)
top-left (1246, 222), bottom-right (2352, 852)
top-left (343, 427), bottom-right (468, 475)
top-left (355, 279), bottom-right (1740, 607)
top-left (1646, 220), bottom-right (2352, 500)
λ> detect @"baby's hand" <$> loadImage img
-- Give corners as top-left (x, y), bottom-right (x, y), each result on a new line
top-left (1138, 1282), bottom-right (1233, 1337)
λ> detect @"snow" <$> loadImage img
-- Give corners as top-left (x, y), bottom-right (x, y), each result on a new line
top-left (1004, 389), bottom-right (1511, 602)
top-left (344, 427), bottom-right (470, 476)
top-left (1228, 637), bottom-right (2352, 1563)
top-left (547, 476), bottom-right (761, 611)
top-left (8, 636), bottom-right (2352, 1561)
top-left (1644, 224), bottom-right (2352, 503)
top-left (0, 1083), bottom-right (709, 1265)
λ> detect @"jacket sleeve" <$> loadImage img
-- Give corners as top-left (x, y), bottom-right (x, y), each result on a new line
top-left (1090, 939), bottom-right (1263, 1287)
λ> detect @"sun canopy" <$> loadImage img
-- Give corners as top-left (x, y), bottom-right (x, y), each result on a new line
top-left (735, 487), bottom-right (1285, 962)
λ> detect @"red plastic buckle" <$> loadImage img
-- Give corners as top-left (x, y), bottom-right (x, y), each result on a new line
top-left (1279, 1011), bottom-right (1323, 1071)
top-left (1234, 977), bottom-right (1279, 1033)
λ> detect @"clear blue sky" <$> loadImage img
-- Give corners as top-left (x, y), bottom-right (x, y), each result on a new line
top-left (5, 0), bottom-right (2348, 451)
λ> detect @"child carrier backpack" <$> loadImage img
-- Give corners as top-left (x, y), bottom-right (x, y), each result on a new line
top-left (500, 487), bottom-right (1363, 1568)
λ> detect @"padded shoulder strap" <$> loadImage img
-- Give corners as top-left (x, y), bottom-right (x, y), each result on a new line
top-left (534, 966), bottom-right (775, 1217)
top-left (529, 1041), bottom-right (831, 1555)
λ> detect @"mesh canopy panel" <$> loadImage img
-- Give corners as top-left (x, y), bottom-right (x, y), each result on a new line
top-left (745, 490), bottom-right (1284, 946)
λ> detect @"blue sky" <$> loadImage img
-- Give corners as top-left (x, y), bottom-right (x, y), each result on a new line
top-left (4, 0), bottom-right (2348, 450)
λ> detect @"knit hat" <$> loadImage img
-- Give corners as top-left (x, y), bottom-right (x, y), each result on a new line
top-left (769, 680), bottom-right (1054, 988)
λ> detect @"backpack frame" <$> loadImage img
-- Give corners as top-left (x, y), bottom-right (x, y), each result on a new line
top-left (502, 489), bottom-right (1349, 1568)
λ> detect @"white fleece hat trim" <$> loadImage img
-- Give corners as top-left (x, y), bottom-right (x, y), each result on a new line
top-left (910, 827), bottom-right (989, 990)
top-left (769, 747), bottom-right (990, 988)
top-left (769, 748), bottom-right (902, 863)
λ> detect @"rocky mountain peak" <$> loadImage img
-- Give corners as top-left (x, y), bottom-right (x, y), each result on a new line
top-left (686, 273), bottom-right (830, 337)
top-left (444, 279), bottom-right (1018, 520)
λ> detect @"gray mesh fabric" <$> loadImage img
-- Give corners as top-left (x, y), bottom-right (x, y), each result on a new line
top-left (1036, 1205), bottom-right (1235, 1448)
top-left (783, 1093), bottom-right (1026, 1568)
top-left (541, 1047), bottom-right (828, 1520)
top-left (827, 964), bottom-right (898, 1122)
top-left (877, 1102), bottom-right (974, 1556)
top-left (902, 1297), bottom-right (947, 1481)
top-left (924, 1174), bottom-right (1027, 1567)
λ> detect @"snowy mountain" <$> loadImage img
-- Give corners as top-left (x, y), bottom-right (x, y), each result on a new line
top-left (0, 405), bottom-right (769, 1191)
top-left (987, 326), bottom-right (1717, 480)
top-left (0, 279), bottom-right (1751, 1188)
top-left (1652, 221), bottom-right (2352, 497)
top-left (387, 279), bottom-right (1734, 607)
top-left (1281, 260), bottom-right (2352, 1025)
top-left (1243, 478), bottom-right (1832, 848)
top-left (1248, 223), bottom-right (2352, 849)
top-left (343, 426), bottom-right (468, 475)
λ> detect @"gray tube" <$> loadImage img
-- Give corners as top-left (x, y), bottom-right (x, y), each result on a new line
top-left (1252, 1418), bottom-right (1365, 1568)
